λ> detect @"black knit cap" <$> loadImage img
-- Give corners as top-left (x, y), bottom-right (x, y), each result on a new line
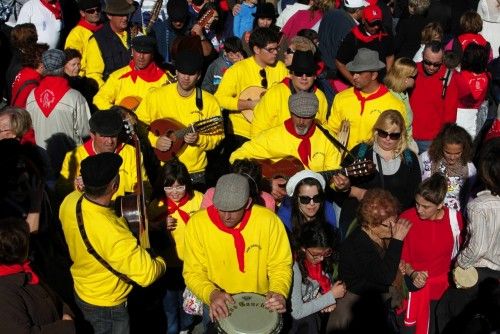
top-left (131, 35), bottom-right (156, 53)
top-left (89, 110), bottom-right (124, 136)
top-left (175, 49), bottom-right (203, 75)
top-left (78, 0), bottom-right (100, 10)
top-left (167, 0), bottom-right (188, 22)
top-left (81, 153), bottom-right (122, 188)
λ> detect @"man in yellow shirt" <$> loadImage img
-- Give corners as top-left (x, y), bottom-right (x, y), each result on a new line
top-left (251, 50), bottom-right (329, 138)
top-left (64, 0), bottom-right (102, 76)
top-left (136, 50), bottom-right (223, 190)
top-left (214, 27), bottom-right (288, 152)
top-left (60, 153), bottom-right (166, 333)
top-left (57, 108), bottom-right (145, 200)
top-left (93, 36), bottom-right (169, 110)
top-left (85, 0), bottom-right (135, 88)
top-left (327, 48), bottom-right (406, 150)
top-left (183, 173), bottom-right (292, 329)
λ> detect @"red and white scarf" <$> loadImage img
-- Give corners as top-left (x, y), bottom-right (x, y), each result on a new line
top-left (34, 76), bottom-right (70, 117)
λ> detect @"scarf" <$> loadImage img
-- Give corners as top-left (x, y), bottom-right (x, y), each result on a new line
top-left (0, 260), bottom-right (40, 285)
top-left (77, 18), bottom-right (103, 32)
top-left (34, 76), bottom-right (70, 117)
top-left (207, 205), bottom-right (251, 273)
top-left (20, 128), bottom-right (36, 145)
top-left (353, 84), bottom-right (389, 115)
top-left (83, 139), bottom-right (125, 156)
top-left (166, 194), bottom-right (190, 224)
top-left (304, 259), bottom-right (331, 294)
top-left (119, 61), bottom-right (165, 83)
top-left (351, 25), bottom-right (388, 43)
top-left (284, 118), bottom-right (316, 168)
top-left (40, 0), bottom-right (62, 19)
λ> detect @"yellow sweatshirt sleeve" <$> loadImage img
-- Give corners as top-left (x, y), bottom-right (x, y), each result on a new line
top-left (214, 66), bottom-right (240, 111)
top-left (326, 92), bottom-right (342, 135)
top-left (93, 69), bottom-right (122, 110)
top-left (251, 88), bottom-right (282, 138)
top-left (266, 214), bottom-right (293, 297)
top-left (85, 37), bottom-right (105, 88)
top-left (230, 129), bottom-right (286, 164)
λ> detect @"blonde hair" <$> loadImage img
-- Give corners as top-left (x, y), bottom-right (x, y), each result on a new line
top-left (370, 110), bottom-right (408, 156)
top-left (0, 107), bottom-right (33, 138)
top-left (384, 58), bottom-right (417, 93)
top-left (420, 22), bottom-right (443, 44)
top-left (289, 36), bottom-right (316, 54)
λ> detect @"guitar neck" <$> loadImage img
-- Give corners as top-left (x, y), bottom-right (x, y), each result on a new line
top-left (319, 169), bottom-right (344, 182)
top-left (173, 124), bottom-right (196, 138)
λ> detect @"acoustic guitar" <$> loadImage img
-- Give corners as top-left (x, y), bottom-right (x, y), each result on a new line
top-left (150, 116), bottom-right (223, 161)
top-left (239, 86), bottom-right (267, 122)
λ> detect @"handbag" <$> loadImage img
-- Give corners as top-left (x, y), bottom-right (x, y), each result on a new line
top-left (182, 288), bottom-right (203, 316)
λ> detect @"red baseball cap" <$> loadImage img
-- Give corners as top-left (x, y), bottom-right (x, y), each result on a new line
top-left (363, 5), bottom-right (382, 23)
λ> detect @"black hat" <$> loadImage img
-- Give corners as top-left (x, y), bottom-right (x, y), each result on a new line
top-left (175, 49), bottom-right (203, 75)
top-left (78, 0), bottom-right (100, 10)
top-left (288, 50), bottom-right (317, 75)
top-left (104, 0), bottom-right (135, 15)
top-left (81, 153), bottom-right (123, 188)
top-left (131, 35), bottom-right (156, 53)
top-left (253, 3), bottom-right (278, 19)
top-left (167, 0), bottom-right (188, 22)
top-left (89, 110), bottom-right (124, 136)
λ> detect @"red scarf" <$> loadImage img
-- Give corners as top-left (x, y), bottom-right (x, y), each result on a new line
top-left (351, 25), bottom-right (387, 43)
top-left (119, 61), bottom-right (165, 83)
top-left (353, 84), bottom-right (389, 115)
top-left (83, 139), bottom-right (125, 156)
top-left (207, 205), bottom-right (251, 273)
top-left (20, 128), bottom-right (37, 145)
top-left (77, 18), bottom-right (102, 32)
top-left (34, 76), bottom-right (70, 117)
top-left (166, 194), bottom-right (190, 224)
top-left (0, 260), bottom-right (39, 284)
top-left (304, 259), bottom-right (331, 294)
top-left (40, 0), bottom-right (62, 19)
top-left (284, 118), bottom-right (316, 168)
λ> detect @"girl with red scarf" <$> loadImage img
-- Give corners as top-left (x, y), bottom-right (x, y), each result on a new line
top-left (289, 222), bottom-right (346, 334)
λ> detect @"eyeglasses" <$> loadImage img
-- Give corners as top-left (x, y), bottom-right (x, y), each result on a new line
top-left (262, 46), bottom-right (280, 54)
top-left (366, 20), bottom-right (381, 27)
top-left (306, 248), bottom-right (332, 260)
top-left (259, 68), bottom-right (268, 88)
top-left (376, 128), bottom-right (401, 140)
top-left (164, 185), bottom-right (186, 192)
top-left (84, 7), bottom-right (101, 14)
top-left (298, 194), bottom-right (323, 204)
top-left (423, 59), bottom-right (442, 68)
top-left (293, 71), bottom-right (315, 78)
top-left (285, 48), bottom-right (295, 55)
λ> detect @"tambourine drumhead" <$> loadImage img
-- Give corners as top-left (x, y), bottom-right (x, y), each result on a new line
top-left (216, 293), bottom-right (282, 334)
top-left (453, 266), bottom-right (478, 288)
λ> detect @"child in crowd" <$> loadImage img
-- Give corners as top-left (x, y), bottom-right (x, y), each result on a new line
top-left (233, 0), bottom-right (257, 38)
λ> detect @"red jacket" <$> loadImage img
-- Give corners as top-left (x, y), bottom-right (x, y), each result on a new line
top-left (410, 63), bottom-right (459, 141)
top-left (11, 68), bottom-right (41, 108)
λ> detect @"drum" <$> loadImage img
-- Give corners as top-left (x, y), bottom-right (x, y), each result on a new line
top-left (453, 266), bottom-right (478, 289)
top-left (216, 293), bottom-right (282, 334)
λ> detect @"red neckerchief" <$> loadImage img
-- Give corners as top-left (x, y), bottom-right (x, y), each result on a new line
top-left (353, 84), bottom-right (389, 115)
top-left (77, 18), bottom-right (102, 32)
top-left (281, 77), bottom-right (317, 93)
top-left (304, 259), bottom-right (331, 294)
top-left (34, 76), bottom-right (70, 117)
top-left (284, 118), bottom-right (316, 168)
top-left (0, 260), bottom-right (39, 285)
top-left (83, 139), bottom-right (125, 156)
top-left (458, 33), bottom-right (488, 50)
top-left (20, 128), bottom-right (36, 145)
top-left (351, 25), bottom-right (387, 43)
top-left (39, 0), bottom-right (62, 19)
top-left (166, 194), bottom-right (190, 224)
top-left (207, 205), bottom-right (251, 273)
top-left (119, 60), bottom-right (165, 83)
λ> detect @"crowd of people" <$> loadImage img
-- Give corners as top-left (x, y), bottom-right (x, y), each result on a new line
top-left (0, 0), bottom-right (500, 333)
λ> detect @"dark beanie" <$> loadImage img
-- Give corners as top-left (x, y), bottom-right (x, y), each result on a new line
top-left (167, 0), bottom-right (188, 21)
top-left (81, 153), bottom-right (123, 188)
top-left (78, 0), bottom-right (100, 10)
top-left (175, 49), bottom-right (203, 75)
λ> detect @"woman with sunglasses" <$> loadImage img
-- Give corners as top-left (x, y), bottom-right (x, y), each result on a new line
top-left (148, 159), bottom-right (203, 334)
top-left (338, 110), bottom-right (421, 237)
top-left (420, 123), bottom-right (476, 211)
top-left (289, 222), bottom-right (346, 334)
top-left (327, 189), bottom-right (412, 332)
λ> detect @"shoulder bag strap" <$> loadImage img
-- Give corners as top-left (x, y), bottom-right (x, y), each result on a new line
top-left (75, 195), bottom-right (135, 285)
top-left (11, 79), bottom-right (39, 105)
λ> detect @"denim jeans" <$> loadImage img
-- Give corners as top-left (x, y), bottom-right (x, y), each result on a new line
top-left (75, 293), bottom-right (130, 334)
top-left (163, 267), bottom-right (194, 334)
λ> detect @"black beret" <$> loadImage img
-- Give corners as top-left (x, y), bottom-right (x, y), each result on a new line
top-left (167, 0), bottom-right (188, 22)
top-left (78, 0), bottom-right (100, 10)
top-left (131, 35), bottom-right (156, 53)
top-left (81, 153), bottom-right (123, 188)
top-left (89, 110), bottom-right (124, 136)
top-left (175, 49), bottom-right (203, 75)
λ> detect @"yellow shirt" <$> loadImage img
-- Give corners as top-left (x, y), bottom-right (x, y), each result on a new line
top-left (327, 86), bottom-right (407, 149)
top-left (64, 24), bottom-right (95, 76)
top-left (251, 80), bottom-right (329, 138)
top-left (136, 83), bottom-right (224, 173)
top-left (214, 56), bottom-right (288, 138)
top-left (59, 191), bottom-right (166, 306)
top-left (93, 64), bottom-right (168, 110)
top-left (183, 205), bottom-right (292, 304)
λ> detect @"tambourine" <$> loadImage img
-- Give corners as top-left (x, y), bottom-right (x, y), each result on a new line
top-left (216, 293), bottom-right (282, 334)
top-left (453, 266), bottom-right (478, 289)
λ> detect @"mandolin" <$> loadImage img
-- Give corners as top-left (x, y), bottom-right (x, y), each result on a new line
top-left (149, 116), bottom-right (223, 161)
top-left (239, 86), bottom-right (267, 122)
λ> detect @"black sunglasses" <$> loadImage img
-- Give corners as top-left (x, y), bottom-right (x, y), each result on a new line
top-left (259, 68), bottom-right (268, 88)
top-left (376, 128), bottom-right (401, 140)
top-left (298, 194), bottom-right (323, 205)
top-left (84, 7), bottom-right (101, 14)
top-left (422, 59), bottom-right (442, 68)
top-left (293, 71), bottom-right (315, 77)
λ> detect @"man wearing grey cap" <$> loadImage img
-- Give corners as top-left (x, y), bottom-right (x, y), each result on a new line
top-left (183, 173), bottom-right (292, 327)
top-left (231, 91), bottom-right (349, 200)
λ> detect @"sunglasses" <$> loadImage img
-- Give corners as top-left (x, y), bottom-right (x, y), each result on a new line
top-left (366, 20), bottom-right (381, 27)
top-left (376, 128), bottom-right (401, 140)
top-left (293, 71), bottom-right (315, 78)
top-left (259, 68), bottom-right (268, 88)
top-left (84, 7), bottom-right (101, 14)
top-left (262, 46), bottom-right (280, 54)
top-left (423, 59), bottom-right (442, 68)
top-left (285, 48), bottom-right (295, 55)
top-left (306, 248), bottom-right (332, 260)
top-left (298, 194), bottom-right (323, 204)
